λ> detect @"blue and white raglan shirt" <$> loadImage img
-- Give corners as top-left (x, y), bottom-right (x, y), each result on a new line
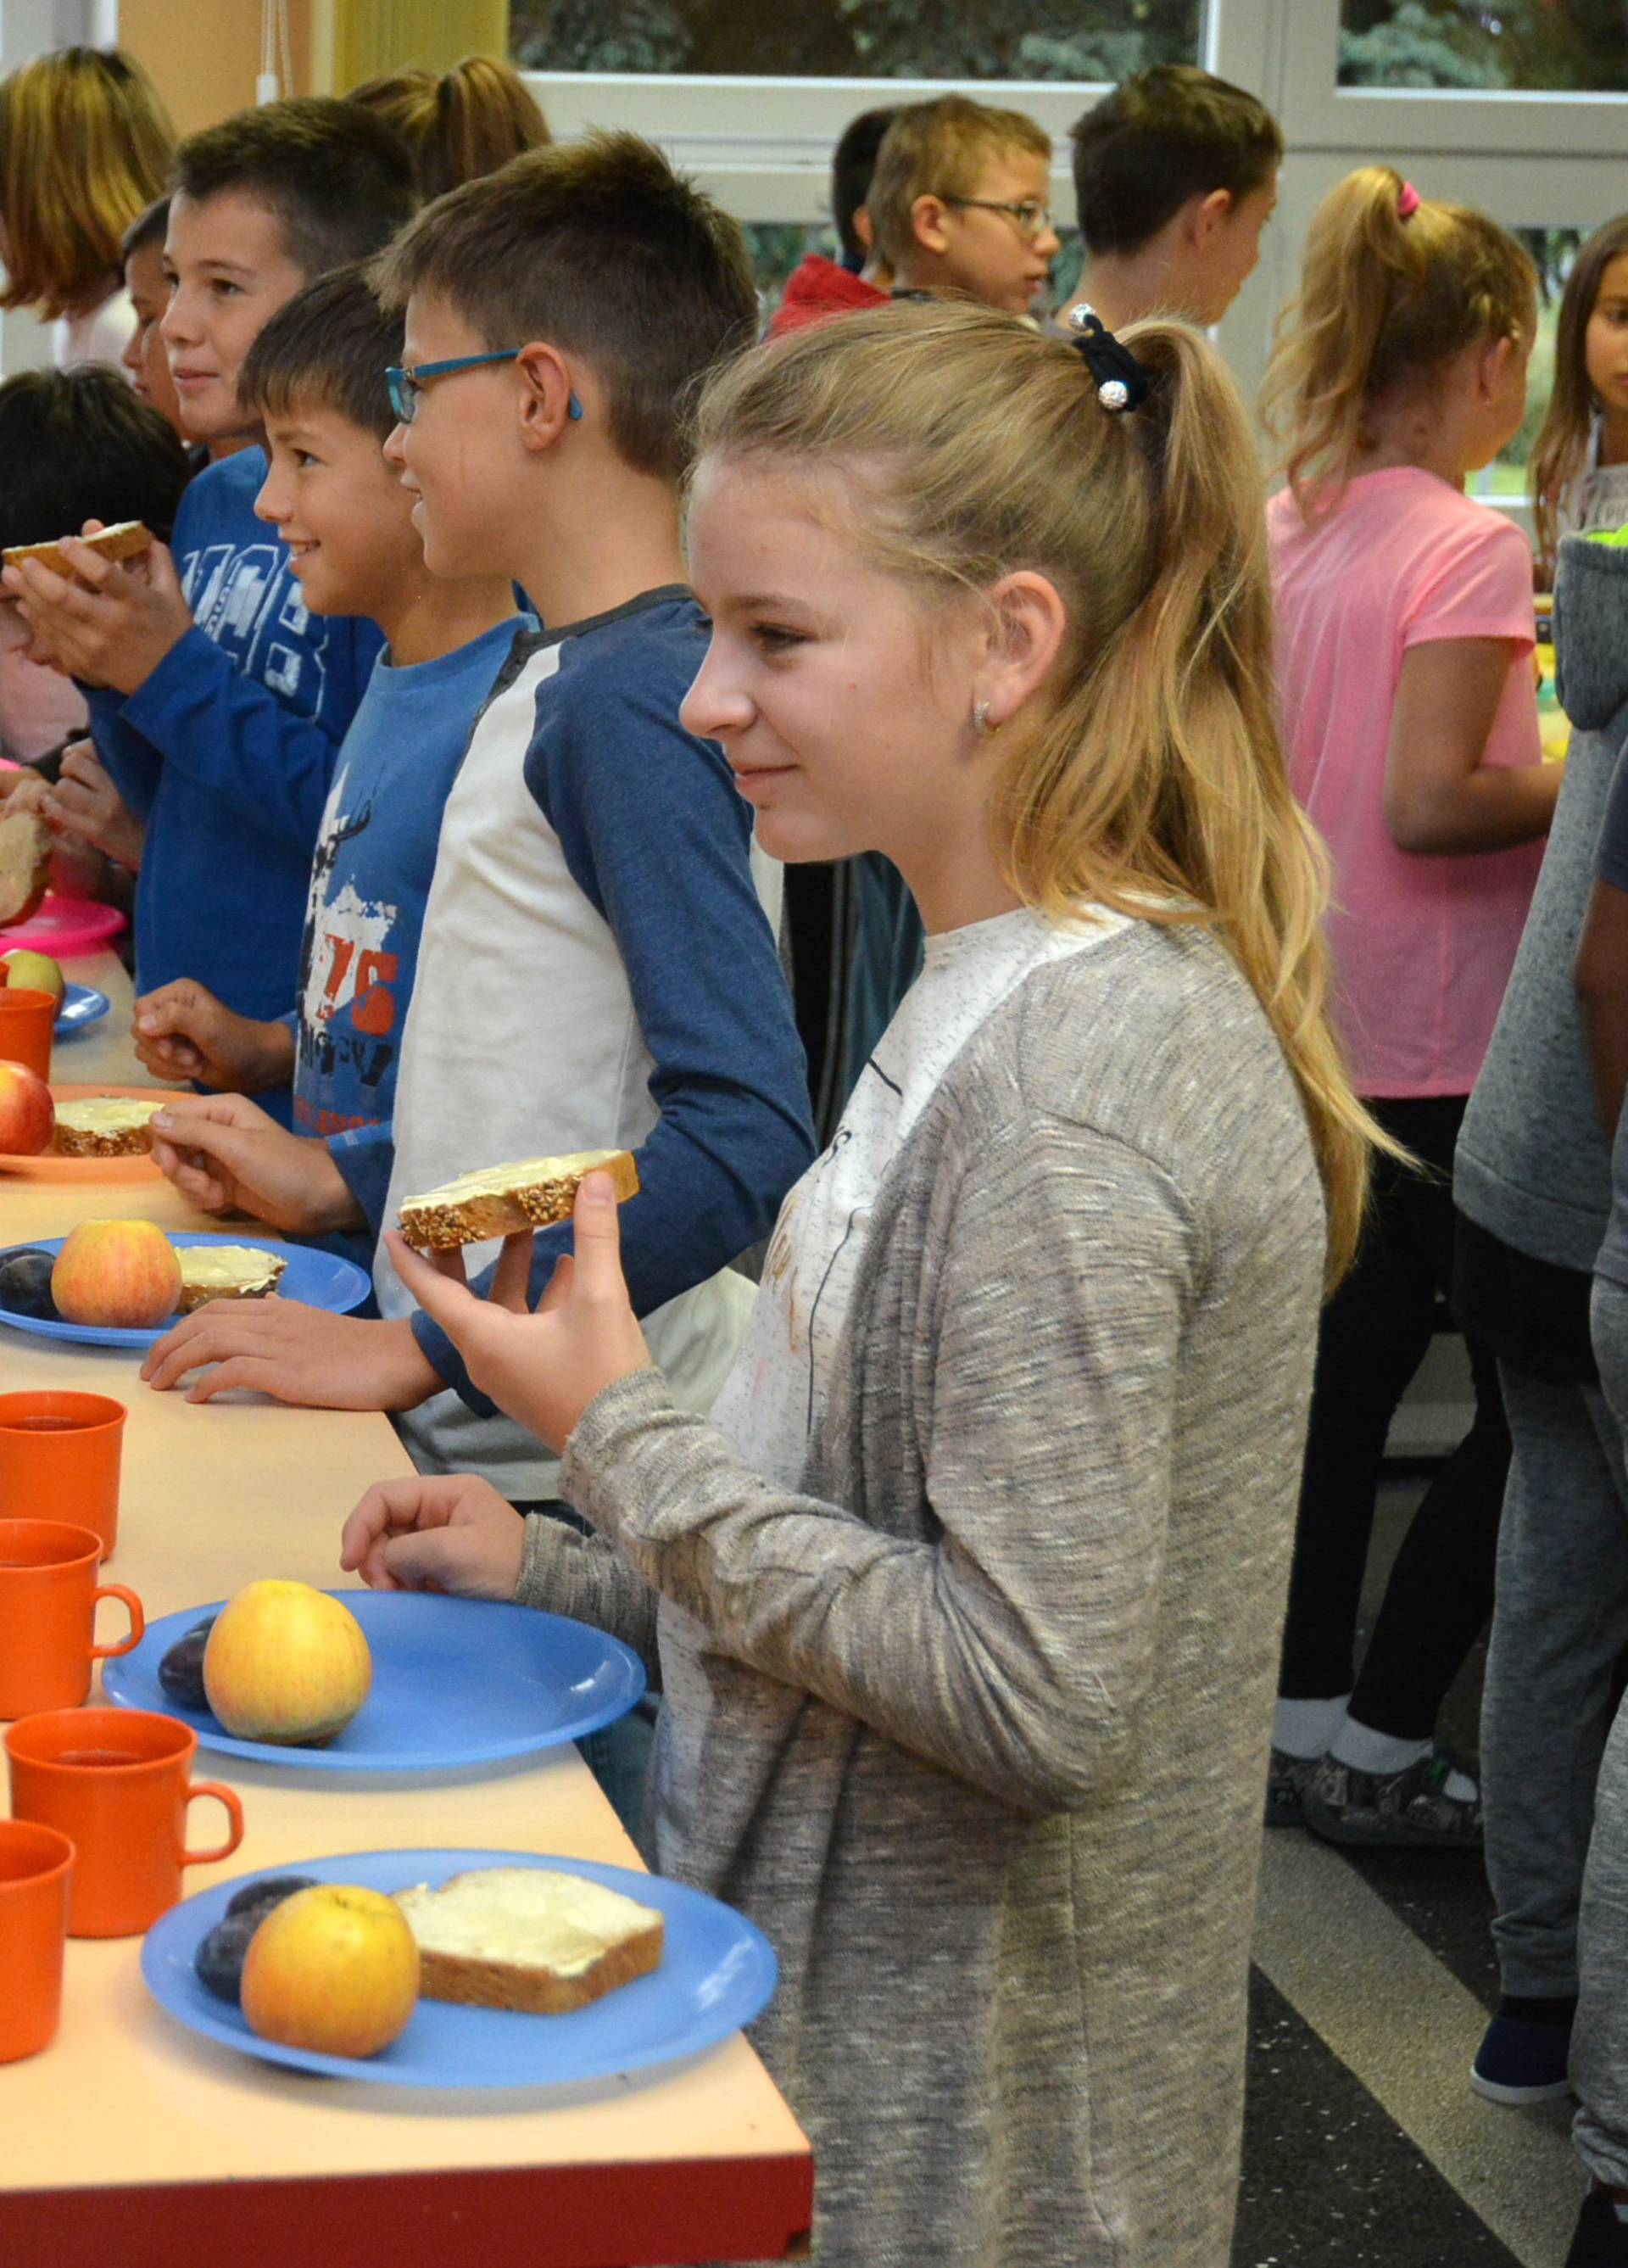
top-left (292, 612), bottom-right (529, 1140)
top-left (327, 589), bottom-right (815, 1500)
top-left (84, 449), bottom-right (383, 1120)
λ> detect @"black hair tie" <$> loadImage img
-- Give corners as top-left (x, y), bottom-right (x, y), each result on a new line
top-left (1065, 303), bottom-right (1151, 413)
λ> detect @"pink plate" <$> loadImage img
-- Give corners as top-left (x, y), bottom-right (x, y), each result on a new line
top-left (3, 895), bottom-right (126, 957)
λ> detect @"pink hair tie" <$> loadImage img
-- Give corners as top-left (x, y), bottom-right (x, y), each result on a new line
top-left (1397, 181), bottom-right (1420, 220)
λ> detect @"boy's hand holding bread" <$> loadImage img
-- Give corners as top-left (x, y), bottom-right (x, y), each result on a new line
top-left (2, 521), bottom-right (193, 695)
top-left (384, 1168), bottom-right (652, 1455)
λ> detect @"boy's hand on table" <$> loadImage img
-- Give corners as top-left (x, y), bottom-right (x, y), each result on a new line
top-left (141, 1303), bottom-right (443, 1410)
top-left (340, 1473), bottom-right (523, 1599)
top-left (45, 741), bottom-right (144, 871)
top-left (135, 980), bottom-right (293, 1092)
top-left (148, 1093), bottom-right (364, 1235)
top-left (3, 530), bottom-right (192, 695)
top-left (383, 1171), bottom-right (653, 1455)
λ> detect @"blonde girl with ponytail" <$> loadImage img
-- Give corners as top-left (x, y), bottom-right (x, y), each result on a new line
top-left (1259, 167), bottom-right (1553, 1851)
top-left (342, 298), bottom-right (1369, 2268)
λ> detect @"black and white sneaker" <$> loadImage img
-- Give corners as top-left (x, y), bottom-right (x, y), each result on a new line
top-left (1302, 1746), bottom-right (1482, 1849)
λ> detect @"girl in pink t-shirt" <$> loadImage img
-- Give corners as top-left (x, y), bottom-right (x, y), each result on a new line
top-left (1260, 165), bottom-right (1556, 1851)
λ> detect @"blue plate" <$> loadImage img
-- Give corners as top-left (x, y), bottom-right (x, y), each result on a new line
top-left (54, 982), bottom-right (109, 1033)
top-left (0, 1231), bottom-right (370, 1349)
top-left (142, 1846), bottom-right (777, 2087)
top-left (103, 1589), bottom-right (645, 1770)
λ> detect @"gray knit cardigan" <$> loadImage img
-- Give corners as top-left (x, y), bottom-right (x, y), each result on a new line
top-left (516, 919), bottom-right (1326, 2267)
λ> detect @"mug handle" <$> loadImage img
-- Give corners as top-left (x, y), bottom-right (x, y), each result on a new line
top-left (181, 1780), bottom-right (244, 1867)
top-left (89, 1584), bottom-right (144, 1661)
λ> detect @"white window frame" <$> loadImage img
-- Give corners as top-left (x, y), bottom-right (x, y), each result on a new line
top-left (522, 0), bottom-right (1628, 529)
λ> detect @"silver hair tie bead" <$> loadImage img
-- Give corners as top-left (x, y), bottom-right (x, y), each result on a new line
top-left (1096, 377), bottom-right (1130, 413)
top-left (1066, 301), bottom-right (1097, 330)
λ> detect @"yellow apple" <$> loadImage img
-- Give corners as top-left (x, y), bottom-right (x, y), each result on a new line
top-left (51, 1218), bottom-right (181, 1326)
top-left (204, 1579), bottom-right (372, 1745)
top-left (1, 949), bottom-right (64, 1008)
top-left (241, 1884), bottom-right (419, 2057)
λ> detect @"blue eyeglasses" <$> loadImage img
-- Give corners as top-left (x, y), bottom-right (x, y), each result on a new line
top-left (385, 349), bottom-right (583, 426)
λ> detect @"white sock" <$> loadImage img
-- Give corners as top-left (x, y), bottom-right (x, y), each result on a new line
top-left (1332, 1718), bottom-right (1477, 1803)
top-left (1274, 1695), bottom-right (1351, 1760)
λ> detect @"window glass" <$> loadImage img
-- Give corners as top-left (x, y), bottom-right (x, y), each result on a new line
top-left (514, 0), bottom-right (1202, 79)
top-left (1339, 3), bottom-right (1628, 92)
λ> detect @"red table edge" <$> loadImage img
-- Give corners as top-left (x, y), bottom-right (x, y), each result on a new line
top-left (0, 2149), bottom-right (814, 2265)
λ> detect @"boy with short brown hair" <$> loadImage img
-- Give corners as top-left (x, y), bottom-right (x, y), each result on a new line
top-left (1069, 64), bottom-right (1281, 330)
top-left (865, 94), bottom-right (1060, 319)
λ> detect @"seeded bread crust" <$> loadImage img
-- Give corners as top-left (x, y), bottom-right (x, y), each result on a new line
top-left (0, 809), bottom-right (52, 929)
top-left (410, 1917), bottom-right (665, 2014)
top-left (175, 1253), bottom-right (287, 1316)
top-left (398, 1148), bottom-right (640, 1252)
top-left (52, 1120), bottom-right (157, 1157)
top-left (3, 520), bottom-right (153, 578)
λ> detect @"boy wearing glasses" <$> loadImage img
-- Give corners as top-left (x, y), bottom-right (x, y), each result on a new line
top-left (864, 94), bottom-right (1060, 321)
top-left (137, 139), bottom-right (815, 1545)
top-left (3, 100), bottom-right (417, 1126)
top-left (129, 265), bottom-right (524, 1174)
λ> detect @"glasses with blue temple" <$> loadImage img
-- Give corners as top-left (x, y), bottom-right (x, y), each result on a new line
top-left (386, 349), bottom-right (583, 426)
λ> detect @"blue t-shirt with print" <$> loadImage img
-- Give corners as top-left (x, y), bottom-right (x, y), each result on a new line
top-left (293, 612), bottom-right (529, 1140)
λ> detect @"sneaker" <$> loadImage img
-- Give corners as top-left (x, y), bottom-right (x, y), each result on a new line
top-left (1266, 1746), bottom-right (1318, 1828)
top-left (1471, 2009), bottom-right (1575, 2107)
top-left (1301, 1745), bottom-right (1482, 1849)
top-left (1566, 2187), bottom-right (1628, 2265)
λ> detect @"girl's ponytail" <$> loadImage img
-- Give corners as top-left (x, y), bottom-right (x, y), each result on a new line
top-left (1261, 165), bottom-right (1536, 517)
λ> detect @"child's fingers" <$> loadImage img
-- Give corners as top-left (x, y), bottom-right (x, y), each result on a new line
top-left (385, 1229), bottom-right (485, 1340)
top-left (570, 1171), bottom-right (627, 1302)
top-left (491, 1229), bottom-right (534, 1312)
top-left (536, 1252), bottom-right (574, 1315)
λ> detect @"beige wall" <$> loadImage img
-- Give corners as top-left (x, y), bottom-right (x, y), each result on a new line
top-left (117, 0), bottom-right (514, 131)
top-left (117, 0), bottom-right (321, 136)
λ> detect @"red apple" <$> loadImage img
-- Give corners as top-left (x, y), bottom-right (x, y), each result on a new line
top-left (50, 1219), bottom-right (181, 1327)
top-left (204, 1579), bottom-right (372, 1744)
top-left (241, 1884), bottom-right (419, 2057)
top-left (0, 949), bottom-right (64, 1008)
top-left (0, 1057), bottom-right (53, 1154)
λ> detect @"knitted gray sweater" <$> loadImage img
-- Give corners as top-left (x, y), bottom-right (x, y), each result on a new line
top-left (518, 921), bottom-right (1325, 2266)
top-left (1456, 535), bottom-right (1628, 1271)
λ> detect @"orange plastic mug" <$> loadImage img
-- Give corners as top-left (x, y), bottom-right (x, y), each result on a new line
top-left (6, 1707), bottom-right (243, 1938)
top-left (0, 1519), bottom-right (143, 1718)
top-left (0, 987), bottom-right (55, 1081)
top-left (0, 1819), bottom-right (75, 2060)
top-left (0, 1391), bottom-right (126, 1558)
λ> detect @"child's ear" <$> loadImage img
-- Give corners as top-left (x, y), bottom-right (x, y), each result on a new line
top-left (910, 192), bottom-right (952, 258)
top-left (515, 341), bottom-right (577, 455)
top-left (973, 571), bottom-right (1068, 731)
top-left (1190, 186), bottom-right (1235, 249)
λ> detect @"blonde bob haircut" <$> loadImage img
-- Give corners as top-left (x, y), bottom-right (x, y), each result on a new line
top-left (867, 95), bottom-right (1051, 275)
top-left (1261, 165), bottom-right (1536, 519)
top-left (692, 300), bottom-right (1377, 1287)
top-left (0, 47), bottom-right (174, 319)
top-left (347, 53), bottom-right (549, 203)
